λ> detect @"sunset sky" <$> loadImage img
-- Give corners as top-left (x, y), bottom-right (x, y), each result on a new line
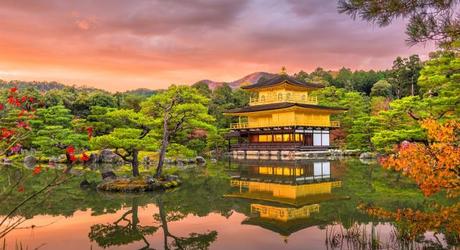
top-left (0, 0), bottom-right (434, 91)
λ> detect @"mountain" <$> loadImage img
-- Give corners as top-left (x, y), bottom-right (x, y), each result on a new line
top-left (194, 72), bottom-right (277, 90)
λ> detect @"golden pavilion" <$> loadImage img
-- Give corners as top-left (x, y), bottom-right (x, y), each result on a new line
top-left (225, 72), bottom-right (346, 160)
top-left (225, 160), bottom-right (345, 238)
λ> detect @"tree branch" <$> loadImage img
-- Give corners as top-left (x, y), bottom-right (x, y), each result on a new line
top-left (114, 148), bottom-right (132, 162)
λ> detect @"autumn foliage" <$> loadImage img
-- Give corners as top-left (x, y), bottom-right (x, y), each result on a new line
top-left (0, 87), bottom-right (36, 156)
top-left (359, 203), bottom-right (460, 240)
top-left (381, 119), bottom-right (460, 197)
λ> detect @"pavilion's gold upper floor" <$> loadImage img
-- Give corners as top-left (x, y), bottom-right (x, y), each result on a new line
top-left (225, 74), bottom-right (346, 129)
top-left (243, 75), bottom-right (323, 106)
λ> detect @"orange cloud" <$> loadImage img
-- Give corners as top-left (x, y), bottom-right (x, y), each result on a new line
top-left (0, 0), bottom-right (435, 91)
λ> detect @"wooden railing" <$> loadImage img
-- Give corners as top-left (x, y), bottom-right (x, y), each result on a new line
top-left (250, 95), bottom-right (318, 106)
top-left (230, 120), bottom-right (340, 129)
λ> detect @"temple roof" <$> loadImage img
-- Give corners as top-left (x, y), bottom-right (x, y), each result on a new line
top-left (224, 192), bottom-right (348, 207)
top-left (241, 75), bottom-right (324, 90)
top-left (225, 102), bottom-right (347, 114)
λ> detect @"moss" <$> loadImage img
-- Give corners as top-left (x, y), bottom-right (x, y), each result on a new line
top-left (97, 176), bottom-right (181, 192)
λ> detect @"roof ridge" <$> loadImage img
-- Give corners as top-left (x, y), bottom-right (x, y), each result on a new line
top-left (241, 74), bottom-right (324, 90)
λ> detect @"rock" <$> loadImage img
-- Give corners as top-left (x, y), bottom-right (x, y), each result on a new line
top-left (359, 152), bottom-right (377, 159)
top-left (49, 154), bottom-right (67, 164)
top-left (1, 158), bottom-right (12, 164)
top-left (24, 155), bottom-right (37, 168)
top-left (101, 170), bottom-right (117, 180)
top-left (99, 149), bottom-right (123, 164)
top-left (80, 179), bottom-right (91, 189)
top-left (196, 156), bottom-right (206, 165)
top-left (88, 153), bottom-right (98, 164)
top-left (165, 174), bottom-right (179, 181)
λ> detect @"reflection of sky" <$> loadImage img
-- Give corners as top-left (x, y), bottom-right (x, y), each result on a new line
top-left (2, 205), bottom-right (421, 250)
top-left (1, 205), bottom-right (444, 250)
top-left (0, 0), bottom-right (435, 91)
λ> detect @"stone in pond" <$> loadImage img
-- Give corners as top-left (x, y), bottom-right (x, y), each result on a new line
top-left (196, 156), bottom-right (206, 165)
top-left (101, 170), bottom-right (117, 180)
top-left (24, 155), bottom-right (37, 168)
top-left (80, 179), bottom-right (91, 189)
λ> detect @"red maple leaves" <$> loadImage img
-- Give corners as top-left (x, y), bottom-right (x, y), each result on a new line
top-left (33, 165), bottom-right (42, 175)
top-left (381, 119), bottom-right (460, 197)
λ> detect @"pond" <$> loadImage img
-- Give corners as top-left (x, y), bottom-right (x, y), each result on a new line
top-left (0, 158), bottom-right (458, 249)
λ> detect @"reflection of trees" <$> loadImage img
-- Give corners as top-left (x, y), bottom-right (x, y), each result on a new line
top-left (88, 197), bottom-right (157, 250)
top-left (88, 195), bottom-right (219, 250)
top-left (360, 203), bottom-right (460, 247)
top-left (155, 196), bottom-right (218, 250)
top-left (0, 165), bottom-right (69, 239)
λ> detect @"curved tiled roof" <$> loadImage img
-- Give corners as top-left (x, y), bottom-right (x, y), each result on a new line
top-left (241, 75), bottom-right (324, 90)
top-left (224, 102), bottom-right (347, 114)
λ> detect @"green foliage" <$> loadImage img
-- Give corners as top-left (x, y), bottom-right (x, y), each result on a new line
top-left (346, 115), bottom-right (379, 151)
top-left (370, 97), bottom-right (426, 152)
top-left (208, 84), bottom-right (249, 129)
top-left (166, 143), bottom-right (196, 159)
top-left (338, 0), bottom-right (459, 46)
top-left (388, 55), bottom-right (422, 98)
top-left (192, 81), bottom-right (212, 98)
top-left (417, 49), bottom-right (460, 119)
top-left (142, 85), bottom-right (216, 155)
top-left (30, 106), bottom-right (88, 156)
top-left (90, 109), bottom-right (158, 176)
top-left (371, 79), bottom-right (392, 97)
top-left (84, 106), bottom-right (117, 136)
top-left (295, 68), bottom-right (386, 95)
top-left (91, 128), bottom-right (157, 152)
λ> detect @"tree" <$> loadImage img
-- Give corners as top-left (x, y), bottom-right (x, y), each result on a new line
top-left (208, 84), bottom-right (233, 128)
top-left (91, 109), bottom-right (157, 177)
top-left (30, 105), bottom-right (89, 159)
top-left (192, 81), bottom-right (212, 98)
top-left (346, 115), bottom-right (379, 151)
top-left (370, 79), bottom-right (392, 97)
top-left (294, 70), bottom-right (310, 82)
top-left (155, 196), bottom-right (218, 250)
top-left (89, 197), bottom-right (157, 249)
top-left (382, 119), bottom-right (459, 197)
top-left (338, 0), bottom-right (460, 46)
top-left (313, 86), bottom-right (371, 148)
top-left (372, 46), bottom-right (459, 151)
top-left (309, 67), bottom-right (334, 85)
top-left (333, 67), bottom-right (353, 89)
top-left (371, 96), bottom-right (427, 152)
top-left (388, 55), bottom-right (422, 98)
top-left (417, 48), bottom-right (460, 119)
top-left (0, 87), bottom-right (37, 156)
top-left (142, 85), bottom-right (214, 178)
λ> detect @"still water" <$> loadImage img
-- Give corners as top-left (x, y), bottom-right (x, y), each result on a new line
top-left (0, 159), bottom-right (457, 249)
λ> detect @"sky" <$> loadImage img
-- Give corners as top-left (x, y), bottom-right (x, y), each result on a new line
top-left (0, 0), bottom-right (435, 91)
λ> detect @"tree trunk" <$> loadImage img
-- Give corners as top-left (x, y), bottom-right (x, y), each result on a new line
top-left (132, 149), bottom-right (140, 177)
top-left (156, 112), bottom-right (170, 178)
top-left (131, 198), bottom-right (139, 227)
top-left (156, 135), bottom-right (169, 178)
top-left (157, 197), bottom-right (170, 250)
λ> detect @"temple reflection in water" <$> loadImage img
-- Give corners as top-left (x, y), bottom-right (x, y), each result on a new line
top-left (225, 159), bottom-right (346, 240)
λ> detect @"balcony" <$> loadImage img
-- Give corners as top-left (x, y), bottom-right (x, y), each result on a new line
top-left (250, 94), bottom-right (318, 106)
top-left (230, 120), bottom-right (340, 129)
